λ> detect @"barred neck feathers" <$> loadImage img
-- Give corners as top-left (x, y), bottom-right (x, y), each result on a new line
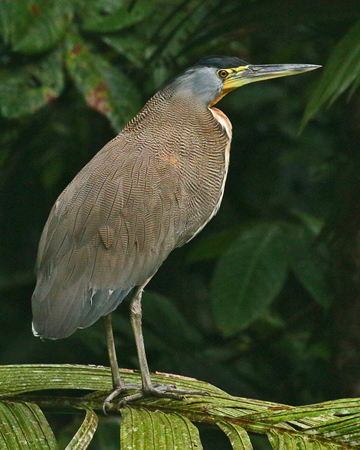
top-left (122, 85), bottom-right (231, 143)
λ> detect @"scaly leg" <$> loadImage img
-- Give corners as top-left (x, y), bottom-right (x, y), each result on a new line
top-left (118, 281), bottom-right (207, 405)
top-left (103, 313), bottom-right (122, 389)
top-left (102, 313), bottom-right (140, 412)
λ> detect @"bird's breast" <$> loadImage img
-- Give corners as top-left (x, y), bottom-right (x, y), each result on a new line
top-left (162, 104), bottom-right (232, 246)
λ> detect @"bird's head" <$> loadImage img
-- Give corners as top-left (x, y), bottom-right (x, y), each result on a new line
top-left (171, 56), bottom-right (320, 107)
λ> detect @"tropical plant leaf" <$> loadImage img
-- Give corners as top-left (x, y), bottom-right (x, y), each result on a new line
top-left (103, 0), bottom-right (221, 88)
top-left (250, 399), bottom-right (360, 447)
top-left (0, 366), bottom-right (360, 449)
top-left (65, 32), bottom-right (141, 131)
top-left (217, 422), bottom-right (253, 450)
top-left (121, 407), bottom-right (203, 449)
top-left (0, 364), bottom-right (113, 396)
top-left (0, 364), bottom-right (227, 402)
top-left (80, 0), bottom-right (154, 32)
top-left (0, 401), bottom-right (57, 449)
top-left (211, 223), bottom-right (289, 336)
top-left (84, 416), bottom-right (120, 450)
top-left (0, 49), bottom-right (64, 118)
top-left (290, 210), bottom-right (323, 236)
top-left (283, 224), bottom-right (332, 308)
top-left (151, 0), bottom-right (219, 68)
top-left (0, 0), bottom-right (73, 54)
top-left (65, 408), bottom-right (98, 450)
top-left (142, 292), bottom-right (204, 351)
top-left (102, 33), bottom-right (150, 67)
top-left (186, 226), bottom-right (244, 263)
top-left (268, 431), bottom-right (327, 450)
top-left (100, 0), bottom-right (187, 69)
top-left (188, 0), bottom-right (360, 52)
top-left (302, 18), bottom-right (360, 126)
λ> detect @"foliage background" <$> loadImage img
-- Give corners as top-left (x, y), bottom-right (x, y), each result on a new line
top-left (1, 0), bottom-right (360, 447)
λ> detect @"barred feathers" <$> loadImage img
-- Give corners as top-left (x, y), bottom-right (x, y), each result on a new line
top-left (32, 83), bottom-right (231, 338)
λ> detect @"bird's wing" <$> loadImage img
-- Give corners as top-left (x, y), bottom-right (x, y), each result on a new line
top-left (32, 94), bottom-right (230, 339)
top-left (32, 134), bottom-right (184, 338)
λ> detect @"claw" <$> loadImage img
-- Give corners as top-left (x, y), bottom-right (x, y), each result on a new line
top-left (118, 383), bottom-right (207, 408)
top-left (103, 382), bottom-right (208, 412)
top-left (102, 382), bottom-right (141, 414)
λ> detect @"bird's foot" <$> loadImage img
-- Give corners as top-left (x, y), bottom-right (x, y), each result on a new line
top-left (103, 382), bottom-right (207, 412)
top-left (119, 382), bottom-right (208, 406)
top-left (102, 382), bottom-right (141, 414)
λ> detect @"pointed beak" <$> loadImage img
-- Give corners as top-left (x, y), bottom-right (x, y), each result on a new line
top-left (223, 63), bottom-right (321, 92)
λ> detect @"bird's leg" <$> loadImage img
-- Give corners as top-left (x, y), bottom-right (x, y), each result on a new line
top-left (102, 313), bottom-right (123, 390)
top-left (129, 284), bottom-right (152, 392)
top-left (117, 282), bottom-right (207, 405)
top-left (102, 313), bottom-right (140, 412)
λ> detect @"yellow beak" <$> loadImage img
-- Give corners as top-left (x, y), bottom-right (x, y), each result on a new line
top-left (222, 63), bottom-right (321, 96)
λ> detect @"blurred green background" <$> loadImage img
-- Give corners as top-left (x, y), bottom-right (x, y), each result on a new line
top-left (1, 0), bottom-right (360, 447)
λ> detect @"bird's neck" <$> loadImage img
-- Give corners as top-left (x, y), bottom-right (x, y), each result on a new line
top-left (122, 88), bottom-right (232, 143)
top-left (209, 106), bottom-right (232, 140)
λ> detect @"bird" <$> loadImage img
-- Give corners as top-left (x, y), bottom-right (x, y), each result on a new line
top-left (32, 56), bottom-right (320, 407)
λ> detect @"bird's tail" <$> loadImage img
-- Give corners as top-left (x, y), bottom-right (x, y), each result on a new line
top-left (32, 271), bottom-right (132, 339)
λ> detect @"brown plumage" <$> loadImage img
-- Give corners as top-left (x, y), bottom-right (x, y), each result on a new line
top-left (32, 78), bottom-right (230, 339)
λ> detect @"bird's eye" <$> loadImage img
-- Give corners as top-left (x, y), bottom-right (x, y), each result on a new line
top-left (217, 69), bottom-right (229, 79)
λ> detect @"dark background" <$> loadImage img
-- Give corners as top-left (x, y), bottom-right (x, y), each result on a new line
top-left (1, 0), bottom-right (360, 447)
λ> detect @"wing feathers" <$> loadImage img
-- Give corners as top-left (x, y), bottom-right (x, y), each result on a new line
top-left (32, 138), bottom-right (182, 338)
top-left (32, 91), bottom-right (230, 339)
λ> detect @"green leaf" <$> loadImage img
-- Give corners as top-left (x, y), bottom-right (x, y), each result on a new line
top-left (268, 431), bottom-right (318, 450)
top-left (0, 0), bottom-right (73, 54)
top-left (86, 416), bottom-right (121, 450)
top-left (217, 422), bottom-right (253, 450)
top-left (65, 408), bottom-right (98, 450)
top-left (102, 34), bottom-right (152, 67)
top-left (121, 407), bottom-right (203, 449)
top-left (250, 398), bottom-right (360, 447)
top-left (189, 1), bottom-right (360, 53)
top-left (290, 209), bottom-right (324, 236)
top-left (186, 226), bottom-right (244, 263)
top-left (80, 0), bottom-right (153, 32)
top-left (0, 364), bottom-right (112, 397)
top-left (65, 33), bottom-right (141, 131)
top-left (0, 50), bottom-right (64, 118)
top-left (302, 18), bottom-right (360, 126)
top-left (142, 292), bottom-right (204, 350)
top-left (284, 225), bottom-right (332, 308)
top-left (1, 366), bottom-right (360, 448)
top-left (0, 401), bottom-right (57, 449)
top-left (0, 364), bottom-right (221, 399)
top-left (151, 0), bottom-right (216, 63)
top-left (212, 223), bottom-right (289, 336)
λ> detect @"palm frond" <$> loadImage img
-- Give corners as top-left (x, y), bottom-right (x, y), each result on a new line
top-left (0, 365), bottom-right (358, 449)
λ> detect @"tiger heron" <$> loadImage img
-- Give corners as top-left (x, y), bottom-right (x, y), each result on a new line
top-left (32, 56), bottom-right (320, 407)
